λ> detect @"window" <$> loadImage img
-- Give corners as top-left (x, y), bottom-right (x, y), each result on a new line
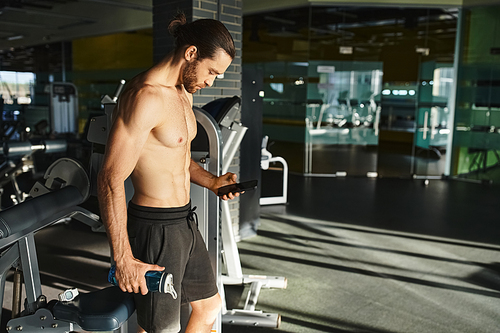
top-left (0, 71), bottom-right (35, 105)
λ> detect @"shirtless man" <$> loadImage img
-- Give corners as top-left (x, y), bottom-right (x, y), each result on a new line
top-left (97, 13), bottom-right (237, 333)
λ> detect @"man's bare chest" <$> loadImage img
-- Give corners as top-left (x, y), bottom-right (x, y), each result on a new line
top-left (150, 106), bottom-right (197, 149)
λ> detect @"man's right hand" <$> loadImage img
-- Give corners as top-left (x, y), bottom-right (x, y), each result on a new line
top-left (114, 257), bottom-right (164, 295)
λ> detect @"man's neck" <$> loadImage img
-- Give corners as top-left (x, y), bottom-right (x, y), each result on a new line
top-left (148, 52), bottom-right (185, 88)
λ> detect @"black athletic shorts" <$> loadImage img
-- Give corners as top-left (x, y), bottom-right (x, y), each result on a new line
top-left (127, 201), bottom-right (218, 333)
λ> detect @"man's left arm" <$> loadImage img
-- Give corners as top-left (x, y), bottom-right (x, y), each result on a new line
top-left (189, 159), bottom-right (239, 200)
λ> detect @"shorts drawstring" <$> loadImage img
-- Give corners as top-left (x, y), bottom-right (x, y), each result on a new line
top-left (187, 206), bottom-right (198, 229)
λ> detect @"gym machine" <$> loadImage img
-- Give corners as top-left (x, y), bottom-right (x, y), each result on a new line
top-left (197, 97), bottom-right (286, 329)
top-left (0, 140), bottom-right (67, 207)
top-left (47, 82), bottom-right (79, 135)
top-left (0, 82), bottom-right (134, 332)
top-left (189, 106), bottom-right (223, 332)
top-left (0, 157), bottom-right (136, 332)
top-left (259, 135), bottom-right (288, 206)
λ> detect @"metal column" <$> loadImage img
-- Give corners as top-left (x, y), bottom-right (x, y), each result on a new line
top-left (190, 107), bottom-right (222, 332)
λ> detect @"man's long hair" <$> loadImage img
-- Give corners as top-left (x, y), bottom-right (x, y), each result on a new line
top-left (168, 12), bottom-right (236, 60)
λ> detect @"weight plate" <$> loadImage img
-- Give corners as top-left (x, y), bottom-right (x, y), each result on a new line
top-left (43, 158), bottom-right (90, 201)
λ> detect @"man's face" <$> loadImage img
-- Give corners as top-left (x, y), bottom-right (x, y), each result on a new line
top-left (183, 48), bottom-right (233, 94)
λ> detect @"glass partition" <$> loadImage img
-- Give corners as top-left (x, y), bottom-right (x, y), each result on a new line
top-left (413, 62), bottom-right (454, 176)
top-left (452, 5), bottom-right (500, 183)
top-left (243, 7), bottom-right (310, 172)
top-left (305, 61), bottom-right (382, 174)
top-left (243, 5), bottom-right (459, 177)
top-left (262, 61), bottom-right (308, 172)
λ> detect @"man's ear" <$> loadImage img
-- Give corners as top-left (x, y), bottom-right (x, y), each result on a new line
top-left (184, 45), bottom-right (198, 61)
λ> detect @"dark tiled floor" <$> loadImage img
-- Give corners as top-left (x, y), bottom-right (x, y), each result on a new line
top-left (2, 176), bottom-right (500, 333)
top-left (225, 175), bottom-right (500, 332)
top-left (266, 140), bottom-right (450, 178)
top-left (284, 175), bottom-right (500, 245)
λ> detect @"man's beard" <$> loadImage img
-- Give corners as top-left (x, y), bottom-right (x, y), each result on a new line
top-left (183, 60), bottom-right (200, 93)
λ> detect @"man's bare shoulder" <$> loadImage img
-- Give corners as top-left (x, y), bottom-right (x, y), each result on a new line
top-left (113, 82), bottom-right (163, 129)
top-left (123, 77), bottom-right (182, 107)
top-left (121, 81), bottom-right (161, 105)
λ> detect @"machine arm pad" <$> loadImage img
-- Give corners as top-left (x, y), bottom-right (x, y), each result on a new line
top-left (0, 186), bottom-right (84, 239)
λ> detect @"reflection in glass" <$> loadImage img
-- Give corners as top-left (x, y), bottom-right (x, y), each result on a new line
top-left (305, 62), bottom-right (383, 173)
top-left (243, 6), bottom-right (459, 177)
top-left (413, 63), bottom-right (454, 176)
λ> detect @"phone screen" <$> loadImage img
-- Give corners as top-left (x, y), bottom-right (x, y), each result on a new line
top-left (217, 180), bottom-right (258, 197)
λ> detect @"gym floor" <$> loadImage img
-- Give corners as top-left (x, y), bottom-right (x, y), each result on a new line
top-left (2, 175), bottom-right (500, 333)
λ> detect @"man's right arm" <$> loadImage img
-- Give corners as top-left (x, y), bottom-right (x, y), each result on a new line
top-left (97, 87), bottom-right (164, 295)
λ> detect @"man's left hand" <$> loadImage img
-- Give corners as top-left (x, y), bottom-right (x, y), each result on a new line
top-left (213, 172), bottom-right (239, 200)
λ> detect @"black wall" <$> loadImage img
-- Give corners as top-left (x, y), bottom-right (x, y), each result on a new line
top-left (239, 67), bottom-right (264, 239)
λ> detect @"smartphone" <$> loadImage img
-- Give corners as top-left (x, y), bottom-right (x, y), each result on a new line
top-left (217, 180), bottom-right (258, 197)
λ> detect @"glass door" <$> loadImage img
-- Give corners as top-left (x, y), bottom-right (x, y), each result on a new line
top-left (305, 61), bottom-right (382, 175)
top-left (413, 61), bottom-right (454, 177)
top-left (376, 8), bottom-right (458, 178)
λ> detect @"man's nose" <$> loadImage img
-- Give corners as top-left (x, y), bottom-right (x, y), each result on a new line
top-left (204, 79), bottom-right (213, 87)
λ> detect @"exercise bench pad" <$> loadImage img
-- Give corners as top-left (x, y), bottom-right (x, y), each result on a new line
top-left (53, 286), bottom-right (135, 331)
